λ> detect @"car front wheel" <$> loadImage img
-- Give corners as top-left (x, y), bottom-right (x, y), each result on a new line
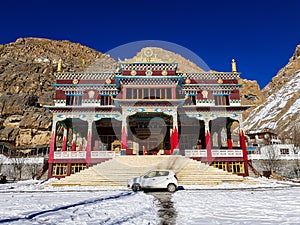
top-left (167, 183), bottom-right (177, 192)
top-left (132, 183), bottom-right (141, 192)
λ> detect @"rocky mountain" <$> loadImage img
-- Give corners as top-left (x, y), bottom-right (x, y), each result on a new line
top-left (243, 45), bottom-right (300, 138)
top-left (125, 47), bottom-right (205, 73)
top-left (0, 37), bottom-right (107, 147)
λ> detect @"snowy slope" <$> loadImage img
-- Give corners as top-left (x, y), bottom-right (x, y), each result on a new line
top-left (243, 45), bottom-right (300, 136)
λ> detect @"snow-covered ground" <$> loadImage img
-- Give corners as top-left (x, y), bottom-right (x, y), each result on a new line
top-left (0, 178), bottom-right (300, 224)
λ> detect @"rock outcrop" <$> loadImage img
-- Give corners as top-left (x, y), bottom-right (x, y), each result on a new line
top-left (238, 79), bottom-right (265, 119)
top-left (0, 38), bottom-right (107, 147)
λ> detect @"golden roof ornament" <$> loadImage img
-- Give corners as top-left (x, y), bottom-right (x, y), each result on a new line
top-left (82, 59), bottom-right (85, 70)
top-left (57, 58), bottom-right (62, 73)
top-left (231, 59), bottom-right (237, 73)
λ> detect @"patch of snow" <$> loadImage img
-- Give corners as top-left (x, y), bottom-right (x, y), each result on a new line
top-left (284, 98), bottom-right (300, 116)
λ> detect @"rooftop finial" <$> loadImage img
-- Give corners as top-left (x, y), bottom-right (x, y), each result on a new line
top-left (231, 59), bottom-right (237, 73)
top-left (57, 58), bottom-right (62, 73)
top-left (82, 58), bottom-right (85, 71)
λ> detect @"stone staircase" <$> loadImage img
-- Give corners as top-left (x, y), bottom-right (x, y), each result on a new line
top-left (49, 155), bottom-right (246, 187)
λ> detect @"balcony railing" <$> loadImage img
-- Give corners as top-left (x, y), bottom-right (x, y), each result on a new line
top-left (184, 149), bottom-right (207, 157)
top-left (184, 149), bottom-right (243, 158)
top-left (211, 149), bottom-right (243, 157)
top-left (90, 151), bottom-right (120, 158)
top-left (53, 151), bottom-right (120, 159)
top-left (54, 151), bottom-right (87, 159)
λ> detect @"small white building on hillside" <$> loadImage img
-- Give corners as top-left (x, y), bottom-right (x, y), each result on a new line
top-left (248, 144), bottom-right (300, 160)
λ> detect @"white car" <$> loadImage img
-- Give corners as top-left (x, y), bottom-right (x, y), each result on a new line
top-left (127, 170), bottom-right (178, 192)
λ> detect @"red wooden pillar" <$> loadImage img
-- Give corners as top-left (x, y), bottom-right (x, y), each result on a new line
top-left (48, 120), bottom-right (57, 178)
top-left (171, 126), bottom-right (178, 154)
top-left (227, 127), bottom-right (233, 149)
top-left (170, 112), bottom-right (178, 154)
top-left (71, 130), bottom-right (76, 151)
top-left (170, 129), bottom-right (173, 153)
top-left (86, 120), bottom-right (93, 165)
top-left (205, 121), bottom-right (212, 163)
top-left (240, 128), bottom-right (249, 176)
top-left (62, 128), bottom-right (67, 151)
top-left (240, 128), bottom-right (248, 161)
top-left (121, 126), bottom-right (127, 150)
top-left (121, 113), bottom-right (128, 150)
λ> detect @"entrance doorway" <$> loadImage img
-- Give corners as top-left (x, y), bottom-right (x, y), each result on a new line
top-left (94, 118), bottom-right (121, 151)
top-left (128, 112), bottom-right (172, 155)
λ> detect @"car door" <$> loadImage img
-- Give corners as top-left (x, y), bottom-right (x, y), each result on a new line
top-left (154, 171), bottom-right (170, 188)
top-left (142, 171), bottom-right (158, 188)
top-left (142, 170), bottom-right (170, 189)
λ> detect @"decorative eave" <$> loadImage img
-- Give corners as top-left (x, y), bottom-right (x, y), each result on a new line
top-left (45, 105), bottom-right (120, 113)
top-left (54, 72), bottom-right (116, 80)
top-left (114, 99), bottom-right (185, 108)
top-left (182, 84), bottom-right (242, 94)
top-left (119, 62), bottom-right (178, 71)
top-left (182, 83), bottom-right (242, 89)
top-left (179, 105), bottom-right (251, 121)
top-left (53, 84), bottom-right (119, 95)
top-left (181, 105), bottom-right (251, 112)
top-left (115, 76), bottom-right (184, 87)
top-left (184, 72), bottom-right (241, 80)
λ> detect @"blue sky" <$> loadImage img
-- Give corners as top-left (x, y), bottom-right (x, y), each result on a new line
top-left (1, 0), bottom-right (299, 88)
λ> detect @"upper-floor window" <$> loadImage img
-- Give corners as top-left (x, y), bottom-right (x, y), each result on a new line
top-left (100, 95), bottom-right (113, 105)
top-left (189, 95), bottom-right (196, 105)
top-left (214, 95), bottom-right (229, 106)
top-left (66, 95), bottom-right (82, 106)
top-left (126, 88), bottom-right (172, 99)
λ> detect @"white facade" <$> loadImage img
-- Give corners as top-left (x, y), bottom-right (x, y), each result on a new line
top-left (248, 144), bottom-right (300, 160)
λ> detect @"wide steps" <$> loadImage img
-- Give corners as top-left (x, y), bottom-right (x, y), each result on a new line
top-left (49, 155), bottom-right (247, 187)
